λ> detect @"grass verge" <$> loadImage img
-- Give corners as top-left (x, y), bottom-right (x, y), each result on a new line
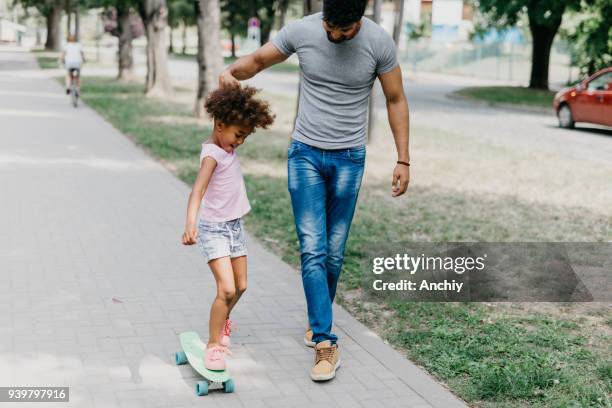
top-left (73, 75), bottom-right (610, 408)
top-left (33, 49), bottom-right (61, 69)
top-left (453, 86), bottom-right (556, 109)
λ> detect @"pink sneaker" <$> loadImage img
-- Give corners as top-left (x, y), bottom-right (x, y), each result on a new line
top-left (220, 319), bottom-right (233, 347)
top-left (204, 345), bottom-right (230, 371)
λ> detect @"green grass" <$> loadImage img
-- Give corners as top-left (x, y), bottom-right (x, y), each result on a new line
top-left (33, 49), bottom-right (60, 70)
top-left (453, 86), bottom-right (556, 108)
top-left (77, 76), bottom-right (611, 408)
top-left (383, 303), bottom-right (611, 407)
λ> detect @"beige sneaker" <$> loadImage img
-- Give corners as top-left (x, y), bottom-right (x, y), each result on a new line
top-left (310, 340), bottom-right (341, 381)
top-left (304, 328), bottom-right (315, 347)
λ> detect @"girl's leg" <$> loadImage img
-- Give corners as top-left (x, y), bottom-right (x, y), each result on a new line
top-left (225, 255), bottom-right (247, 317)
top-left (208, 256), bottom-right (236, 348)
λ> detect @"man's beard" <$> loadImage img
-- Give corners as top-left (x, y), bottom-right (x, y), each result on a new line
top-left (326, 32), bottom-right (349, 43)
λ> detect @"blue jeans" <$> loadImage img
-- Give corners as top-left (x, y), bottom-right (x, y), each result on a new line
top-left (287, 139), bottom-right (365, 344)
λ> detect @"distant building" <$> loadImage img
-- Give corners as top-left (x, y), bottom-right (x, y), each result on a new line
top-left (418, 0), bottom-right (474, 42)
top-left (0, 0), bottom-right (26, 44)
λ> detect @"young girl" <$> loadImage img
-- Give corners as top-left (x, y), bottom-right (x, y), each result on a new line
top-left (182, 86), bottom-right (274, 370)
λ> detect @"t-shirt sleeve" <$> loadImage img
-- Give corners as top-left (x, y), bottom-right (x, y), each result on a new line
top-left (376, 32), bottom-right (398, 75)
top-left (271, 21), bottom-right (299, 56)
top-left (200, 144), bottom-right (225, 165)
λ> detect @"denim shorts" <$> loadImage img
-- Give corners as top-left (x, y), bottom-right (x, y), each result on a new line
top-left (197, 218), bottom-right (247, 263)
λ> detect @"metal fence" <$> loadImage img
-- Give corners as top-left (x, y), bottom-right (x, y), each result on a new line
top-left (399, 38), bottom-right (579, 87)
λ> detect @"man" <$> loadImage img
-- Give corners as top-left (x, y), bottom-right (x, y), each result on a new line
top-left (219, 0), bottom-right (410, 381)
top-left (62, 35), bottom-right (85, 95)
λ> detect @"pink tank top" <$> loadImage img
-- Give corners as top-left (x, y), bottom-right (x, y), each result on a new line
top-left (199, 143), bottom-right (251, 222)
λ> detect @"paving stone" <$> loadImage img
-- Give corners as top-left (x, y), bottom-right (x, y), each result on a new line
top-left (0, 48), bottom-right (466, 408)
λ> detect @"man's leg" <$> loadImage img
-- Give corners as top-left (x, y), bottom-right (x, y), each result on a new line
top-left (287, 141), bottom-right (336, 344)
top-left (325, 146), bottom-right (366, 303)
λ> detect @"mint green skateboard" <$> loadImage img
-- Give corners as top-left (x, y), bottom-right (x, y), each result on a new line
top-left (175, 331), bottom-right (235, 396)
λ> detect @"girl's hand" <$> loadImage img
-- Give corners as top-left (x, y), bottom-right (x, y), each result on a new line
top-left (182, 223), bottom-right (198, 245)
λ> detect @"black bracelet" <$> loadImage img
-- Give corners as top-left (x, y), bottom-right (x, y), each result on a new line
top-left (397, 160), bottom-right (410, 167)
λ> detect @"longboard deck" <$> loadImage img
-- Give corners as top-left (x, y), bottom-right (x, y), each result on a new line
top-left (179, 331), bottom-right (231, 383)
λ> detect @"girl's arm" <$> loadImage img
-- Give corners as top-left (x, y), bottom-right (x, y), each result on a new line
top-left (182, 157), bottom-right (217, 245)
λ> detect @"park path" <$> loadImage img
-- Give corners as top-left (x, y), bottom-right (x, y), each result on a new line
top-left (0, 47), bottom-right (466, 408)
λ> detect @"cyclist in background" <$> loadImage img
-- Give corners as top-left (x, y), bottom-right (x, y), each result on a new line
top-left (62, 35), bottom-right (85, 95)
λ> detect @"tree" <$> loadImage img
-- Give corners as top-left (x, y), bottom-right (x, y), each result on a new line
top-left (168, 0), bottom-right (195, 54)
top-left (567, 0), bottom-right (612, 76)
top-left (167, 0), bottom-right (192, 53)
top-left (258, 0), bottom-right (275, 44)
top-left (277, 0), bottom-right (290, 30)
top-left (303, 0), bottom-right (321, 15)
top-left (392, 0), bottom-right (404, 45)
top-left (475, 0), bottom-right (585, 89)
top-left (66, 0), bottom-right (72, 39)
top-left (221, 0), bottom-right (248, 58)
top-left (95, 0), bottom-right (143, 80)
top-left (138, 0), bottom-right (172, 96)
top-left (194, 0), bottom-right (223, 117)
top-left (16, 0), bottom-right (64, 51)
top-left (115, 2), bottom-right (142, 80)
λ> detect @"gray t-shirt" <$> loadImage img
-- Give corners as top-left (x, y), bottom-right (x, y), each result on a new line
top-left (272, 12), bottom-right (398, 149)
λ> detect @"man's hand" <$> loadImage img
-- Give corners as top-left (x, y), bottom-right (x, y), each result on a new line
top-left (218, 69), bottom-right (240, 88)
top-left (182, 223), bottom-right (198, 245)
top-left (391, 164), bottom-right (410, 197)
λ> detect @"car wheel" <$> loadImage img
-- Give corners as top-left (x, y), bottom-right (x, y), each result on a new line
top-left (558, 104), bottom-right (575, 129)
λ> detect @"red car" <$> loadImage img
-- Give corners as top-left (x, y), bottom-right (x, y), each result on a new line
top-left (553, 67), bottom-right (612, 129)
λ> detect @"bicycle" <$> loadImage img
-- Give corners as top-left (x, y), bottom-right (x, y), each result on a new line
top-left (68, 68), bottom-right (80, 108)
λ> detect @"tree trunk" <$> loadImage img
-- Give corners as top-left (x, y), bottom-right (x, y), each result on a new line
top-left (229, 8), bottom-right (236, 57)
top-left (117, 4), bottom-right (134, 81)
top-left (140, 0), bottom-right (172, 96)
top-left (260, 2), bottom-right (275, 45)
top-left (66, 0), bottom-right (72, 40)
top-left (36, 19), bottom-right (42, 46)
top-left (168, 28), bottom-right (174, 54)
top-left (303, 0), bottom-right (322, 15)
top-left (372, 0), bottom-right (382, 23)
top-left (45, 4), bottom-right (62, 51)
top-left (392, 0), bottom-right (404, 45)
top-left (527, 11), bottom-right (563, 90)
top-left (75, 6), bottom-right (80, 41)
top-left (278, 0), bottom-right (289, 29)
top-left (194, 0), bottom-right (224, 117)
top-left (181, 22), bottom-right (187, 54)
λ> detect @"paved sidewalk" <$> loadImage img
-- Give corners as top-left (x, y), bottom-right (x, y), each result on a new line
top-left (0, 48), bottom-right (467, 408)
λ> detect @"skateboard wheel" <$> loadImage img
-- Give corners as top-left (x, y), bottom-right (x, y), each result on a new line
top-left (196, 381), bottom-right (209, 396)
top-left (175, 351), bottom-right (187, 365)
top-left (223, 379), bottom-right (235, 393)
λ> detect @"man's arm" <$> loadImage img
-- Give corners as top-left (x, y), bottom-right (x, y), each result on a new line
top-left (378, 65), bottom-right (410, 197)
top-left (219, 42), bottom-right (289, 87)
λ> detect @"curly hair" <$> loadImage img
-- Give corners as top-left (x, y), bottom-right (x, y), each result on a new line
top-left (323, 0), bottom-right (367, 27)
top-left (204, 85), bottom-right (275, 130)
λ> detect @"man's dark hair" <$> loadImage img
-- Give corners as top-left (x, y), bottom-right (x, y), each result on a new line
top-left (323, 0), bottom-right (367, 27)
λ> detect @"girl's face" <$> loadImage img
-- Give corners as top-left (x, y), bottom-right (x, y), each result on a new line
top-left (214, 122), bottom-right (253, 153)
